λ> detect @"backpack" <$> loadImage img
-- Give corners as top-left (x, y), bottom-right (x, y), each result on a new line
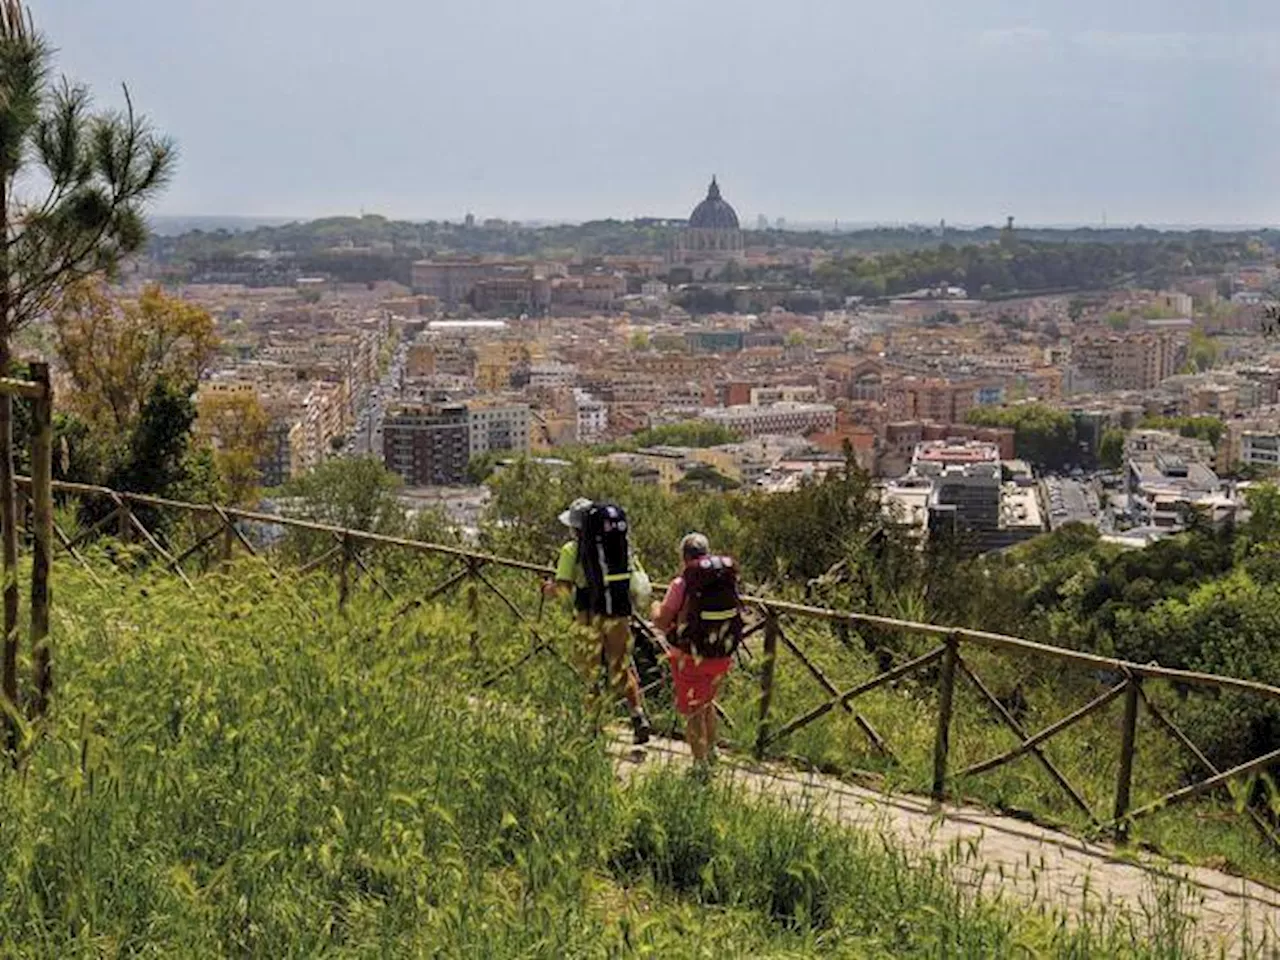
top-left (678, 555), bottom-right (743, 659)
top-left (578, 502), bottom-right (633, 618)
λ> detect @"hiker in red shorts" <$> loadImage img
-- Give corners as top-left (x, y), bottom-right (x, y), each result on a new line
top-left (653, 533), bottom-right (743, 770)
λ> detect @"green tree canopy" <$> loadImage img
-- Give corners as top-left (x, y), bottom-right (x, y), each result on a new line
top-left (966, 404), bottom-right (1081, 471)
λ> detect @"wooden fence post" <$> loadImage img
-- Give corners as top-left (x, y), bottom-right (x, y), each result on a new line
top-left (338, 532), bottom-right (353, 610)
top-left (221, 516), bottom-right (235, 569)
top-left (466, 559), bottom-right (480, 658)
top-left (1114, 675), bottom-right (1141, 841)
top-left (932, 633), bottom-right (960, 802)
top-left (116, 499), bottom-right (131, 542)
top-left (29, 363), bottom-right (52, 718)
top-left (756, 611), bottom-right (780, 759)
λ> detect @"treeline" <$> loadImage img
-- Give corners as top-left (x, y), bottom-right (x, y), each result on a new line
top-left (814, 235), bottom-right (1274, 299)
top-left (966, 404), bottom-right (1084, 472)
top-left (151, 214), bottom-right (1280, 291)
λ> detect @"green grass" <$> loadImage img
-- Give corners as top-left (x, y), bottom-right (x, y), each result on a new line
top-left (415, 559), bottom-right (1280, 892)
top-left (0, 556), bottom-right (1255, 956)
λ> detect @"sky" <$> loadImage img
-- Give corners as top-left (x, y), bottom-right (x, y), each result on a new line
top-left (36, 0), bottom-right (1280, 226)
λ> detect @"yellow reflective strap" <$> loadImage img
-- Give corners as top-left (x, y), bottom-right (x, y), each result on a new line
top-left (700, 610), bottom-right (738, 621)
top-left (604, 573), bottom-right (632, 583)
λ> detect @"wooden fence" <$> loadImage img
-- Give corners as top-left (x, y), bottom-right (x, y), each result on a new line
top-left (0, 363), bottom-right (53, 749)
top-left (17, 477), bottom-right (1280, 851)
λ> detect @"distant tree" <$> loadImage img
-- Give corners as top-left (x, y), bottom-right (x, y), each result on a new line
top-left (1099, 429), bottom-right (1126, 470)
top-left (282, 457), bottom-right (404, 535)
top-left (197, 391), bottom-right (270, 506)
top-left (631, 422), bottom-right (739, 449)
top-left (924, 309), bottom-right (961, 326)
top-left (967, 404), bottom-right (1080, 471)
top-left (674, 464), bottom-right (740, 494)
top-left (53, 282), bottom-right (217, 437)
top-left (1188, 327), bottom-right (1219, 372)
top-left (92, 376), bottom-right (221, 533)
top-left (0, 0), bottom-right (174, 719)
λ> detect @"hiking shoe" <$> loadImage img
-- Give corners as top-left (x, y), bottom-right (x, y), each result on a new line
top-left (631, 712), bottom-right (652, 746)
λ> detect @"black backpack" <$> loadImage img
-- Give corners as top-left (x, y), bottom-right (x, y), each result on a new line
top-left (578, 502), bottom-right (633, 618)
top-left (678, 555), bottom-right (743, 659)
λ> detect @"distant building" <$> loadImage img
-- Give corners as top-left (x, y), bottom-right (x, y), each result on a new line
top-left (260, 421), bottom-right (292, 489)
top-left (574, 390), bottom-right (609, 443)
top-left (1240, 430), bottom-right (1280, 471)
top-left (685, 328), bottom-right (745, 354)
top-left (383, 404), bottom-right (471, 486)
top-left (527, 361), bottom-right (577, 390)
top-left (1071, 331), bottom-right (1186, 392)
top-left (749, 385), bottom-right (819, 405)
top-left (467, 402), bottom-right (530, 459)
top-left (911, 440), bottom-right (1043, 552)
top-left (668, 177), bottom-right (745, 278)
top-left (1126, 453), bottom-right (1223, 528)
top-left (884, 377), bottom-right (979, 424)
top-left (411, 259), bottom-right (556, 308)
top-left (698, 401), bottom-right (836, 439)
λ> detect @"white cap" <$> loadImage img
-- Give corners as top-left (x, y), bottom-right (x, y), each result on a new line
top-left (558, 497), bottom-right (593, 529)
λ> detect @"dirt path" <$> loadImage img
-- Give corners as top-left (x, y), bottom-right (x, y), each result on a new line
top-left (610, 733), bottom-right (1280, 957)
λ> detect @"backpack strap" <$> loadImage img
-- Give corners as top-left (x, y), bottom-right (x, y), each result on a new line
top-left (699, 609), bottom-right (738, 621)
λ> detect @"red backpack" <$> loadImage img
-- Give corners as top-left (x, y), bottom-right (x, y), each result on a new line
top-left (677, 555), bottom-right (743, 659)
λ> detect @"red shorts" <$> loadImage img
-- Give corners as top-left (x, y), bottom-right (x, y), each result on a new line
top-left (668, 649), bottom-right (732, 716)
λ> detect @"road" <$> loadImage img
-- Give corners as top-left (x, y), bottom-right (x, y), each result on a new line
top-left (1043, 476), bottom-right (1105, 531)
top-left (350, 341), bottom-right (407, 458)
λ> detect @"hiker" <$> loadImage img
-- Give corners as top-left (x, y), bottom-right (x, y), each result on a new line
top-left (653, 533), bottom-right (743, 769)
top-left (542, 497), bottom-right (652, 744)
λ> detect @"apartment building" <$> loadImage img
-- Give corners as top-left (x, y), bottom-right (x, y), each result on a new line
top-left (475, 341), bottom-right (532, 392)
top-left (467, 402), bottom-right (531, 459)
top-left (574, 390), bottom-right (609, 443)
top-left (383, 404), bottom-right (471, 486)
top-left (698, 401), bottom-right (836, 439)
top-left (749, 385), bottom-right (819, 405)
top-left (1071, 332), bottom-right (1185, 392)
top-left (1242, 431), bottom-right (1280, 470)
top-left (410, 259), bottom-right (526, 305)
top-left (527, 361), bottom-right (577, 390)
top-left (884, 377), bottom-right (979, 424)
top-left (288, 381), bottom-right (349, 478)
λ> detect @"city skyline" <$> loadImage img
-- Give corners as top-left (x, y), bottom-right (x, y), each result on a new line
top-left (40, 0), bottom-right (1280, 226)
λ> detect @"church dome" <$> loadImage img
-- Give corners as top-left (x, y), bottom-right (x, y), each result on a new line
top-left (688, 177), bottom-right (739, 230)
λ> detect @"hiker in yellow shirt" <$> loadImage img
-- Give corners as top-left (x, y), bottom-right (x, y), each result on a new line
top-left (543, 497), bottom-right (652, 744)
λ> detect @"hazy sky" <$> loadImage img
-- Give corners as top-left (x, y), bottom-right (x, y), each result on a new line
top-left (37, 0), bottom-right (1280, 226)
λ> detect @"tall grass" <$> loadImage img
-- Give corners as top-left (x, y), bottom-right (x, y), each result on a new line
top-left (0, 555), bottom-right (1261, 956)
top-left (437, 560), bottom-right (1280, 890)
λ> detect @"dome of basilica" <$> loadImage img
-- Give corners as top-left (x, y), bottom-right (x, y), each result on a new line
top-left (688, 176), bottom-right (739, 231)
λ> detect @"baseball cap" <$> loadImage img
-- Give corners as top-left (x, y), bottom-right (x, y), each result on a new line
top-left (558, 497), bottom-right (593, 529)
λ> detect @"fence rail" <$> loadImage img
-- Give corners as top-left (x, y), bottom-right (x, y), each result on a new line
top-left (14, 476), bottom-right (1280, 854)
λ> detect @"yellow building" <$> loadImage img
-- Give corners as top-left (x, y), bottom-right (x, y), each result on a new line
top-left (475, 341), bottom-right (531, 393)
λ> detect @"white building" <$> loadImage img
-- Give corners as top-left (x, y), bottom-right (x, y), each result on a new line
top-left (574, 389), bottom-right (609, 444)
top-left (698, 402), bottom-right (837, 439)
top-left (467, 402), bottom-right (531, 458)
top-left (749, 385), bottom-right (820, 406)
top-left (1241, 430), bottom-right (1280, 470)
top-left (528, 362), bottom-right (578, 390)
